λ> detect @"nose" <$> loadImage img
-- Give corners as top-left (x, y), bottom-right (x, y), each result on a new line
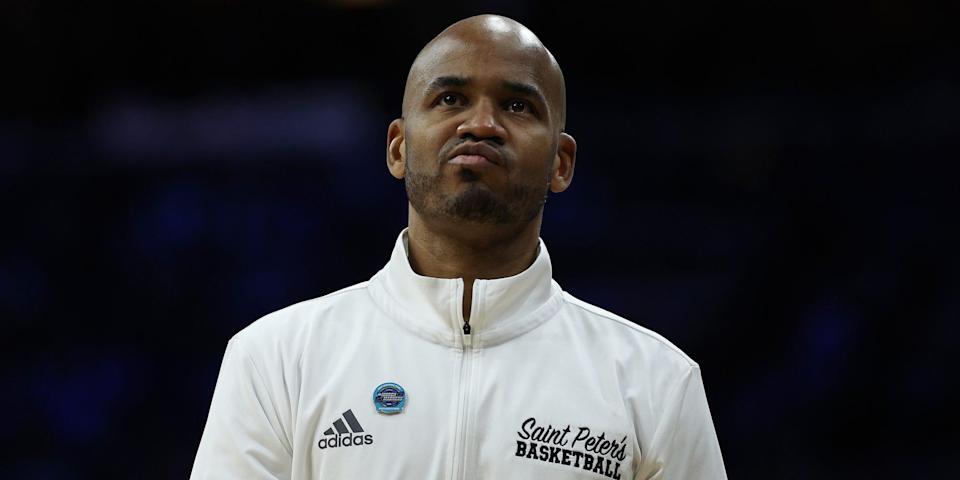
top-left (456, 98), bottom-right (507, 144)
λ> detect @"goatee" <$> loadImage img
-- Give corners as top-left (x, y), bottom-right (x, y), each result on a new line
top-left (405, 165), bottom-right (549, 225)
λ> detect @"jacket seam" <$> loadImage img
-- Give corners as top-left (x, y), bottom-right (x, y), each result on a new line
top-left (231, 339), bottom-right (294, 457)
top-left (293, 282), bottom-right (369, 308)
top-left (663, 365), bottom-right (698, 456)
top-left (240, 282), bottom-right (370, 339)
top-left (562, 293), bottom-right (697, 368)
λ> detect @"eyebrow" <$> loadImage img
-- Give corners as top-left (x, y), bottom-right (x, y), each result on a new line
top-left (426, 76), bottom-right (470, 94)
top-left (424, 76), bottom-right (548, 107)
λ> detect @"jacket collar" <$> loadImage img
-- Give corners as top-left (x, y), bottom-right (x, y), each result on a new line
top-left (368, 228), bottom-right (564, 348)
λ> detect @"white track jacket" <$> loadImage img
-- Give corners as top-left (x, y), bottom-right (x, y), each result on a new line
top-left (191, 230), bottom-right (727, 479)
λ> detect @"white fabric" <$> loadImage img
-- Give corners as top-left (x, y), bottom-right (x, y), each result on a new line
top-left (191, 229), bottom-right (727, 479)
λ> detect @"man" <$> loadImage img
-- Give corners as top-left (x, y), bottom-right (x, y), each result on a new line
top-left (191, 14), bottom-right (726, 480)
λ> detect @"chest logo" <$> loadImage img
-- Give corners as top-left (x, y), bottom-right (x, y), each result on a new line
top-left (373, 382), bottom-right (407, 414)
top-left (515, 417), bottom-right (627, 479)
top-left (317, 409), bottom-right (373, 449)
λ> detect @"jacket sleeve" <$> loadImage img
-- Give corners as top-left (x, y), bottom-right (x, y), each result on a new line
top-left (638, 366), bottom-right (727, 480)
top-left (191, 338), bottom-right (293, 479)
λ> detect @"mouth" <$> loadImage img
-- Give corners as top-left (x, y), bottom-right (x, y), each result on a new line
top-left (448, 154), bottom-right (496, 167)
top-left (446, 142), bottom-right (503, 167)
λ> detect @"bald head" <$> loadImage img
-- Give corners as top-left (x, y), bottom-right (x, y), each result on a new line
top-left (385, 14), bottom-right (578, 236)
top-left (401, 14), bottom-right (567, 131)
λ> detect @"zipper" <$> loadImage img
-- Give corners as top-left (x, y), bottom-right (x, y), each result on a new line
top-left (451, 279), bottom-right (477, 479)
top-left (462, 282), bottom-right (472, 336)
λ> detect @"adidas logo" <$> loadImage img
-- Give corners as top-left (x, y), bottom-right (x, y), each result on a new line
top-left (317, 409), bottom-right (374, 449)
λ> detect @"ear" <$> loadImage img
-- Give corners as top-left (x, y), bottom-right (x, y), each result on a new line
top-left (386, 118), bottom-right (406, 179)
top-left (550, 132), bottom-right (576, 193)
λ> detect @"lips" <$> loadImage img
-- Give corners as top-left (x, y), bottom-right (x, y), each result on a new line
top-left (447, 142), bottom-right (503, 166)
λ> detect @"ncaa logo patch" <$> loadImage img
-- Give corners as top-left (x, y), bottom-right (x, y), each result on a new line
top-left (373, 382), bottom-right (407, 414)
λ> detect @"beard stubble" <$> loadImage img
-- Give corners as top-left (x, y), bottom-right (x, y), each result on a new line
top-left (405, 159), bottom-right (551, 225)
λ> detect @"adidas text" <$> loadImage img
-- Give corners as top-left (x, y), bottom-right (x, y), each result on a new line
top-left (318, 433), bottom-right (374, 449)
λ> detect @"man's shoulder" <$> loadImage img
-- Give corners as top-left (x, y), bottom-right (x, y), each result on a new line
top-left (559, 290), bottom-right (699, 369)
top-left (230, 281), bottom-right (371, 348)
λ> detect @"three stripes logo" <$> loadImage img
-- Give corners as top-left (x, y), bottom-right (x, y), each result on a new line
top-left (317, 409), bottom-right (374, 449)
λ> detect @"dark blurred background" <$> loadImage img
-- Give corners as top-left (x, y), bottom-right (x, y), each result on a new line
top-left (2, 0), bottom-right (958, 478)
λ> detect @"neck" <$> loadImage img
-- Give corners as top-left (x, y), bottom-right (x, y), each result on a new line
top-left (406, 205), bottom-right (543, 323)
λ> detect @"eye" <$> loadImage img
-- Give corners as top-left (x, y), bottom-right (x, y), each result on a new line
top-left (439, 93), bottom-right (462, 106)
top-left (507, 100), bottom-right (528, 113)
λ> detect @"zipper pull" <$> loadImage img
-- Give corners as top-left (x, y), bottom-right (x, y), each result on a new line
top-left (462, 320), bottom-right (472, 347)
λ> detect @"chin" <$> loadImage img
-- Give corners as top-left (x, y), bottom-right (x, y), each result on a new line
top-left (445, 188), bottom-right (513, 225)
top-left (456, 167), bottom-right (483, 182)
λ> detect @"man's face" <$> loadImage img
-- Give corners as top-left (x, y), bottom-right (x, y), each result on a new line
top-left (400, 35), bottom-right (563, 226)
